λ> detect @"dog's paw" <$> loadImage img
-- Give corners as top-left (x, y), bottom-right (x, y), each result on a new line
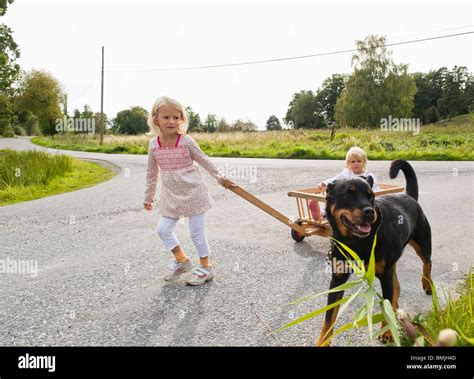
top-left (378, 330), bottom-right (394, 344)
top-left (422, 281), bottom-right (432, 295)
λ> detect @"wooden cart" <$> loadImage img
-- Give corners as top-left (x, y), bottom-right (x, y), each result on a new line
top-left (222, 180), bottom-right (404, 242)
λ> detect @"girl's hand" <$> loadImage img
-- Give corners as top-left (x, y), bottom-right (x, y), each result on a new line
top-left (144, 203), bottom-right (153, 211)
top-left (317, 183), bottom-right (326, 192)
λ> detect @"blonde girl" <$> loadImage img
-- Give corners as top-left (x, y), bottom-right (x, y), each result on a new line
top-left (309, 147), bottom-right (380, 219)
top-left (144, 96), bottom-right (228, 285)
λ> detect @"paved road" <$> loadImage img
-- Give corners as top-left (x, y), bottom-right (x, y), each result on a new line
top-left (1, 137), bottom-right (473, 346)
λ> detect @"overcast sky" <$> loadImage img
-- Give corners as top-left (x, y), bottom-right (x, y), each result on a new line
top-left (3, 0), bottom-right (473, 128)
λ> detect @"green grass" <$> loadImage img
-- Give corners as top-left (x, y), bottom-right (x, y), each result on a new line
top-left (0, 149), bottom-right (116, 206)
top-left (32, 134), bottom-right (149, 155)
top-left (424, 270), bottom-right (473, 346)
top-left (32, 113), bottom-right (474, 160)
top-left (400, 269), bottom-right (474, 347)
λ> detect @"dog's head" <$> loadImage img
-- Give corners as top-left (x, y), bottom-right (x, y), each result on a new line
top-left (326, 177), bottom-right (377, 239)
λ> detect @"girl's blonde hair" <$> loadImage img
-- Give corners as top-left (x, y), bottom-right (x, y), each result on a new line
top-left (147, 96), bottom-right (189, 136)
top-left (345, 146), bottom-right (368, 170)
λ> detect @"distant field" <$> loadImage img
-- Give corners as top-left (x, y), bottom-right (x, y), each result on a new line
top-left (32, 113), bottom-right (474, 160)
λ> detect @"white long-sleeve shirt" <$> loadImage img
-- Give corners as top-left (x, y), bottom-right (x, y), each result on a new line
top-left (322, 168), bottom-right (380, 191)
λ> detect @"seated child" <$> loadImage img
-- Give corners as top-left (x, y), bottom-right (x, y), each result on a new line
top-left (309, 146), bottom-right (380, 220)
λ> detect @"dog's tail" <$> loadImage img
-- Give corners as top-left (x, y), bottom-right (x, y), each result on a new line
top-left (390, 160), bottom-right (419, 201)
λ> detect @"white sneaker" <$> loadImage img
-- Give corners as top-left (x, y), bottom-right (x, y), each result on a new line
top-left (186, 265), bottom-right (215, 286)
top-left (163, 259), bottom-right (194, 282)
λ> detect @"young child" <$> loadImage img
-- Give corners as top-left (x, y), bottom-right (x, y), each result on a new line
top-left (309, 146), bottom-right (380, 219)
top-left (144, 96), bottom-right (228, 286)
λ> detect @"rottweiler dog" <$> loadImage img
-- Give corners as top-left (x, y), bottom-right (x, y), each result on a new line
top-left (315, 160), bottom-right (432, 346)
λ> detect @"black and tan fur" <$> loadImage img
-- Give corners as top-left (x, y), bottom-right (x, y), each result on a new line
top-left (315, 160), bottom-right (433, 346)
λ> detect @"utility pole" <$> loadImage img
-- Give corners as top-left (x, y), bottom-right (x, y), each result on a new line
top-left (63, 94), bottom-right (68, 117)
top-left (99, 46), bottom-right (105, 145)
top-left (63, 94), bottom-right (67, 135)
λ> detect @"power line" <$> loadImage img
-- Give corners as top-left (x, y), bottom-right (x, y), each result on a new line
top-left (106, 30), bottom-right (473, 73)
top-left (389, 24), bottom-right (473, 41)
top-left (70, 78), bottom-right (98, 101)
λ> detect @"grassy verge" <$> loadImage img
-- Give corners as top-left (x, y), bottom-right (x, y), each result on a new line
top-left (401, 269), bottom-right (474, 347)
top-left (32, 134), bottom-right (149, 155)
top-left (0, 149), bottom-right (116, 206)
top-left (32, 114), bottom-right (474, 160)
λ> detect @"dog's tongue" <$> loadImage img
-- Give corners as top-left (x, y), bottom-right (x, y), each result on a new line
top-left (356, 224), bottom-right (371, 233)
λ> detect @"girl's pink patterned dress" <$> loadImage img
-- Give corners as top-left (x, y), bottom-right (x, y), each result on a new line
top-left (144, 134), bottom-right (221, 218)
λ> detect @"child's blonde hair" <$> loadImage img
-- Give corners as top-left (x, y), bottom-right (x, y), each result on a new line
top-left (147, 96), bottom-right (189, 136)
top-left (345, 146), bottom-right (368, 171)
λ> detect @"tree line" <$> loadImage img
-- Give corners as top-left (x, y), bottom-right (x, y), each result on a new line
top-left (284, 35), bottom-right (474, 130)
top-left (1, 1), bottom-right (472, 137)
top-left (108, 107), bottom-right (259, 135)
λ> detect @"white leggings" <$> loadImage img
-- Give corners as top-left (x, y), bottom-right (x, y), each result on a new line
top-left (156, 212), bottom-right (210, 258)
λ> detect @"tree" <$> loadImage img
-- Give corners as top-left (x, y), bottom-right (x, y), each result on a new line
top-left (335, 70), bottom-right (376, 128)
top-left (335, 35), bottom-right (416, 128)
top-left (412, 72), bottom-right (433, 121)
top-left (24, 112), bottom-right (40, 136)
top-left (1, 0), bottom-right (21, 96)
top-left (81, 104), bottom-right (93, 119)
top-left (112, 106), bottom-right (148, 135)
top-left (15, 69), bottom-right (64, 135)
top-left (10, 109), bottom-right (40, 136)
top-left (0, 24), bottom-right (20, 96)
top-left (217, 117), bottom-right (231, 132)
top-left (74, 105), bottom-right (101, 134)
top-left (232, 119), bottom-right (257, 132)
top-left (314, 74), bottom-right (346, 121)
top-left (94, 111), bottom-right (109, 134)
top-left (285, 90), bottom-right (326, 129)
top-left (437, 66), bottom-right (471, 119)
top-left (185, 106), bottom-right (202, 132)
top-left (265, 115), bottom-right (282, 131)
top-left (0, 93), bottom-right (14, 136)
top-left (423, 106), bottom-right (440, 124)
top-left (72, 108), bottom-right (81, 119)
top-left (0, 0), bottom-right (14, 15)
top-left (202, 113), bottom-right (218, 133)
top-left (383, 63), bottom-right (417, 119)
top-left (411, 68), bottom-right (448, 122)
top-left (465, 74), bottom-right (474, 113)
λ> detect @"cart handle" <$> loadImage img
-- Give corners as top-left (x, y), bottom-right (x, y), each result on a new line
top-left (221, 179), bottom-right (307, 235)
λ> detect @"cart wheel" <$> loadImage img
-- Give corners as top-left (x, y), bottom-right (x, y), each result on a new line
top-left (291, 220), bottom-right (305, 242)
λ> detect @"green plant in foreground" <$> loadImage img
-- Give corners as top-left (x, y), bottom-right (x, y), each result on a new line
top-left (275, 234), bottom-right (474, 346)
top-left (275, 232), bottom-right (402, 346)
top-left (402, 269), bottom-right (474, 347)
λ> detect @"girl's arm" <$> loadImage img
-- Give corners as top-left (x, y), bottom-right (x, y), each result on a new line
top-left (144, 143), bottom-right (160, 204)
top-left (186, 135), bottom-right (222, 180)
